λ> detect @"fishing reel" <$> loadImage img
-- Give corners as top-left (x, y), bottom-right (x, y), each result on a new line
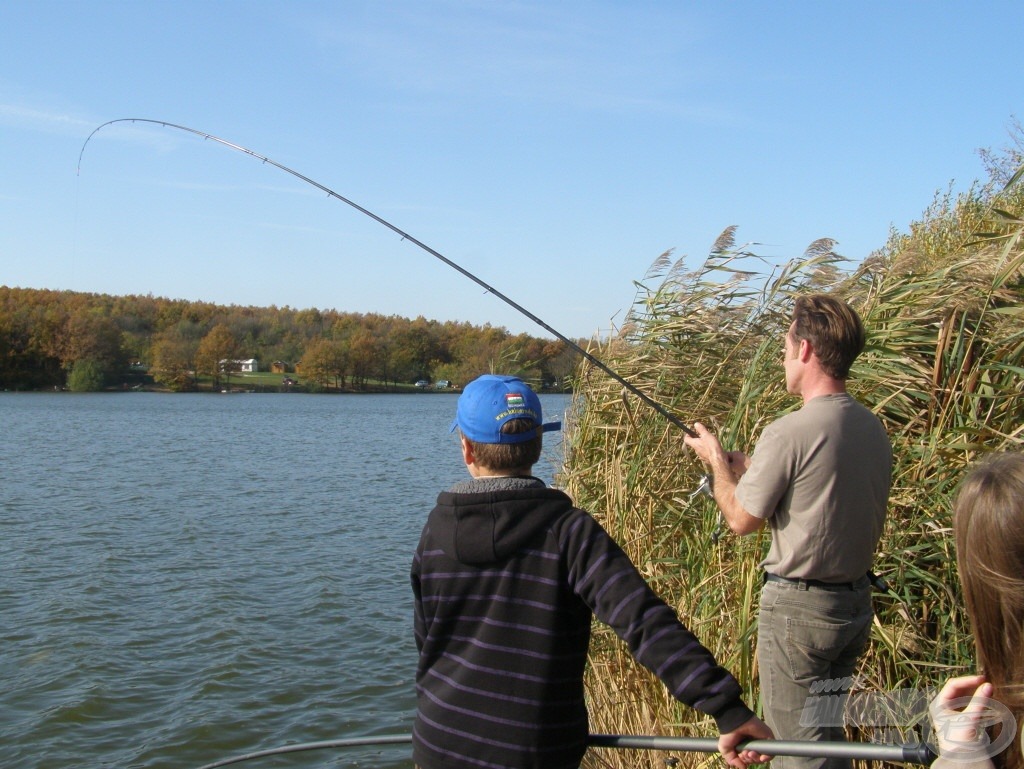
top-left (688, 473), bottom-right (725, 544)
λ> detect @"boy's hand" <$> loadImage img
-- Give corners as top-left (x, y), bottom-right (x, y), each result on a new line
top-left (719, 715), bottom-right (773, 767)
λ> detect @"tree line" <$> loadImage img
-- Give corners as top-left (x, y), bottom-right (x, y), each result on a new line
top-left (0, 287), bottom-right (582, 392)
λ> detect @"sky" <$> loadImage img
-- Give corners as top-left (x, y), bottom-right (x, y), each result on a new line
top-left (1, 1), bottom-right (1021, 340)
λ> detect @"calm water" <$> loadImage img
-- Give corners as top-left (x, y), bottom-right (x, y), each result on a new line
top-left (1, 392), bottom-right (570, 769)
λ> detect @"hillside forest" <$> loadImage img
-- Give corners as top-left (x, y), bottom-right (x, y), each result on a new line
top-left (0, 289), bottom-right (582, 393)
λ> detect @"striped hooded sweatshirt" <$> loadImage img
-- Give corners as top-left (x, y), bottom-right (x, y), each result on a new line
top-left (411, 477), bottom-right (754, 769)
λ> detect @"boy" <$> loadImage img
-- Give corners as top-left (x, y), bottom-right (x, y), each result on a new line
top-left (411, 375), bottom-right (771, 769)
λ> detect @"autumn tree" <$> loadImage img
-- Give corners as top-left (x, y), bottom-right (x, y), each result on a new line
top-left (150, 326), bottom-right (201, 392)
top-left (60, 309), bottom-right (126, 390)
top-left (449, 324), bottom-right (522, 384)
top-left (389, 319), bottom-right (440, 385)
top-left (67, 359), bottom-right (106, 392)
top-left (347, 327), bottom-right (381, 389)
top-left (0, 290), bottom-right (58, 388)
top-left (298, 337), bottom-right (348, 391)
top-left (542, 340), bottom-right (579, 390)
top-left (196, 323), bottom-right (240, 391)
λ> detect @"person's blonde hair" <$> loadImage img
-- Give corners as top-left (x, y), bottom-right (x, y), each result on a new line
top-left (954, 451), bottom-right (1024, 769)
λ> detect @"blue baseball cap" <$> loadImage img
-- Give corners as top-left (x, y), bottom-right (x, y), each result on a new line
top-left (449, 375), bottom-right (561, 444)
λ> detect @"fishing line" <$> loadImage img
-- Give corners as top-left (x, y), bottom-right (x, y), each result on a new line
top-left (77, 118), bottom-right (696, 437)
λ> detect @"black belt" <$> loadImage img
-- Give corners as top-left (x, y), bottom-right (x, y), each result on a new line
top-left (763, 572), bottom-right (866, 591)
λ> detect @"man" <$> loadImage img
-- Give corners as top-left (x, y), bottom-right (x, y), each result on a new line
top-left (684, 294), bottom-right (891, 769)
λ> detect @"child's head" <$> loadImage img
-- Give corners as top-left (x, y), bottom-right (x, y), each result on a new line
top-left (449, 375), bottom-right (560, 473)
top-left (954, 451), bottom-right (1024, 750)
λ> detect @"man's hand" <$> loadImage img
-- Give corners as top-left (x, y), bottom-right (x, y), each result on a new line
top-left (683, 422), bottom-right (728, 467)
top-left (718, 715), bottom-right (774, 767)
top-left (684, 423), bottom-right (763, 536)
top-left (725, 450), bottom-right (751, 477)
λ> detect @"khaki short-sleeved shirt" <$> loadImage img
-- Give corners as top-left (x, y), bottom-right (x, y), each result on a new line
top-left (735, 393), bottom-right (891, 582)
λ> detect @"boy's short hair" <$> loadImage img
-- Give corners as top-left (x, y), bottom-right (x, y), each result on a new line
top-left (467, 418), bottom-right (544, 472)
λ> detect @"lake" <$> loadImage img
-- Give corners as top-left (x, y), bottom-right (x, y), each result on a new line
top-left (0, 391), bottom-right (571, 769)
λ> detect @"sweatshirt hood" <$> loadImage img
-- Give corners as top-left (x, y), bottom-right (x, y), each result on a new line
top-left (428, 480), bottom-right (574, 565)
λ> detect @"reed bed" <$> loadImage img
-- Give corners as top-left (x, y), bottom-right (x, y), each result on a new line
top-left (562, 167), bottom-right (1024, 769)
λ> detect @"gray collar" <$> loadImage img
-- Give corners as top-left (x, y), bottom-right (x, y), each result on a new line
top-left (449, 476), bottom-right (546, 494)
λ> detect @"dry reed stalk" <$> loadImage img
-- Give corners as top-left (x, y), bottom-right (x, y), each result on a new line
top-left (563, 172), bottom-right (1024, 768)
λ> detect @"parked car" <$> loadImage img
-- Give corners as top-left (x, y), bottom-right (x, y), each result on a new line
top-left (414, 380), bottom-right (430, 388)
top-left (435, 380), bottom-right (451, 389)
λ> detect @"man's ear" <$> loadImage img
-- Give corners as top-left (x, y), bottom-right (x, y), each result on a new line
top-left (798, 337), bottom-right (814, 362)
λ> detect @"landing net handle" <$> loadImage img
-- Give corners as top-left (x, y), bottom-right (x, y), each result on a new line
top-left (195, 733), bottom-right (936, 769)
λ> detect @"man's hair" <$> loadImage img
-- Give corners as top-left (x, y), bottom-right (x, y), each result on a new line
top-left (466, 418), bottom-right (542, 473)
top-left (954, 451), bottom-right (1024, 769)
top-left (790, 294), bottom-right (866, 380)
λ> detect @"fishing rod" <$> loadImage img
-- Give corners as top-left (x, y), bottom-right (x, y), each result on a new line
top-left (192, 732), bottom-right (936, 769)
top-left (77, 118), bottom-right (697, 438)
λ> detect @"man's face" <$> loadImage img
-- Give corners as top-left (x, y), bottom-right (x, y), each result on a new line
top-left (783, 322), bottom-right (801, 394)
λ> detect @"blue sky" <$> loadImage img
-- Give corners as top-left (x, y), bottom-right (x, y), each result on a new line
top-left (2, 1), bottom-right (1021, 340)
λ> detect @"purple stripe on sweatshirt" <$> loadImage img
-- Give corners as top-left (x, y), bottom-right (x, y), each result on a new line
top-left (565, 513), bottom-right (587, 538)
top-left (420, 686), bottom-right (584, 730)
top-left (419, 568), bottom-right (561, 587)
top-left (633, 611), bottom-right (679, 657)
top-left (417, 711), bottom-right (582, 752)
top-left (670, 661), bottom-right (713, 700)
top-left (423, 592), bottom-right (558, 612)
top-left (575, 550), bottom-right (610, 589)
top-left (655, 638), bottom-right (701, 680)
top-left (520, 547), bottom-right (560, 560)
top-left (605, 584), bottom-right (647, 625)
top-left (426, 613), bottom-right (586, 639)
top-left (591, 565), bottom-right (631, 604)
top-left (692, 674), bottom-right (736, 709)
top-left (422, 668), bottom-right (582, 707)
top-left (414, 721), bottom-right (581, 769)
top-left (626, 606), bottom-right (684, 655)
top-left (437, 651), bottom-right (581, 684)
top-left (420, 687), bottom-right (550, 729)
top-left (413, 730), bottom-right (507, 769)
top-left (443, 633), bottom-right (583, 660)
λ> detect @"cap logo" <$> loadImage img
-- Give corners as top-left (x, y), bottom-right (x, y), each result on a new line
top-left (505, 392), bottom-right (526, 409)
